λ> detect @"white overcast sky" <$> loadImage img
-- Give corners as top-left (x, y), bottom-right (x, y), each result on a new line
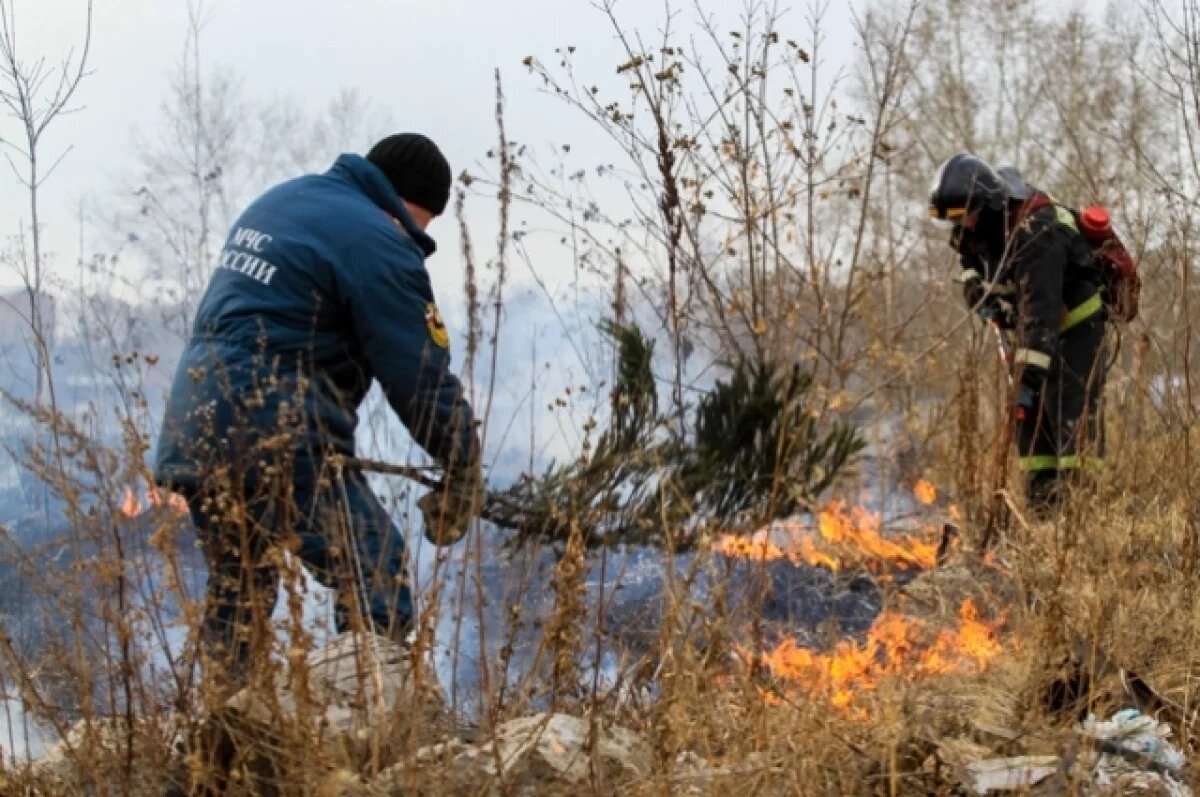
top-left (0, 0), bottom-right (855, 472)
top-left (1, 0), bottom-right (857, 296)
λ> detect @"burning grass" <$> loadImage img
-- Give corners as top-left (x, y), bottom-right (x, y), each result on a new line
top-left (712, 500), bottom-right (943, 574)
top-left (712, 481), bottom-right (1012, 715)
top-left (738, 597), bottom-right (1008, 712)
top-left (8, 411), bottom-right (1200, 796)
top-left (120, 484), bottom-right (190, 517)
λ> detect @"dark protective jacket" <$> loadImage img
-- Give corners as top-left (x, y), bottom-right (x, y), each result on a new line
top-left (953, 191), bottom-right (1106, 374)
top-left (954, 188), bottom-right (1108, 486)
top-left (154, 154), bottom-right (477, 492)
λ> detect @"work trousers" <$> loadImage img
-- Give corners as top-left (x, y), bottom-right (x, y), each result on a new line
top-left (1016, 312), bottom-right (1107, 511)
top-left (186, 467), bottom-right (413, 684)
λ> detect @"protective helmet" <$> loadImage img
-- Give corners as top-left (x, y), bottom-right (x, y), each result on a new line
top-left (928, 152), bottom-right (1007, 227)
top-left (995, 165), bottom-right (1032, 202)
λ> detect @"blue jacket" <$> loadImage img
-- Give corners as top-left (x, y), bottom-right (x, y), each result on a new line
top-left (154, 154), bottom-right (477, 491)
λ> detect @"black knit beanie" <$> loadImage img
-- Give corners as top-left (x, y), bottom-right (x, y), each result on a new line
top-left (366, 133), bottom-right (452, 217)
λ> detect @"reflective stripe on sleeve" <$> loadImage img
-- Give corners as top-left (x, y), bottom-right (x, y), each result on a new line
top-left (1061, 292), bottom-right (1103, 332)
top-left (1014, 348), bottom-right (1053, 370)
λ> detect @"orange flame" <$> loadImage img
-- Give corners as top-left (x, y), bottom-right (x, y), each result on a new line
top-left (715, 484), bottom-right (1002, 712)
top-left (712, 534), bottom-right (788, 563)
top-left (119, 488), bottom-right (144, 518)
top-left (120, 486), bottom-right (190, 519)
top-left (742, 598), bottom-right (1005, 710)
top-left (712, 529), bottom-right (842, 571)
top-left (816, 501), bottom-right (938, 571)
top-left (146, 486), bottom-right (190, 516)
top-left (714, 500), bottom-right (941, 573)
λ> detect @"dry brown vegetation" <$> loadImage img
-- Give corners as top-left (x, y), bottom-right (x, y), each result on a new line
top-left (2, 0), bottom-right (1200, 794)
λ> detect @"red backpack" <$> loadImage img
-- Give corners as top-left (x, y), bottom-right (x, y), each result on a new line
top-left (1014, 194), bottom-right (1141, 323)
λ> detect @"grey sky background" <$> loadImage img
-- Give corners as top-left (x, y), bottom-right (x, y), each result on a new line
top-left (0, 0), bottom-right (862, 481)
top-left (2, 0), bottom-right (857, 298)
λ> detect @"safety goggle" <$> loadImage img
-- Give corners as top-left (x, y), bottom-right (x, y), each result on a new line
top-left (929, 206), bottom-right (971, 230)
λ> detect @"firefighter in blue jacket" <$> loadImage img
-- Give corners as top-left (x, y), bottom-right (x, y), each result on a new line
top-left (154, 133), bottom-right (481, 681)
top-left (928, 152), bottom-right (1108, 514)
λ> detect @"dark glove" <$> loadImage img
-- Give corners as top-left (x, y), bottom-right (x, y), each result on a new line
top-left (979, 298), bottom-right (1016, 329)
top-left (418, 458), bottom-right (484, 546)
top-left (962, 271), bottom-right (986, 308)
top-left (962, 272), bottom-right (1016, 329)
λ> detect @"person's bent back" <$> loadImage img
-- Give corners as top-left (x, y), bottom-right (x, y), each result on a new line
top-left (153, 133), bottom-right (481, 683)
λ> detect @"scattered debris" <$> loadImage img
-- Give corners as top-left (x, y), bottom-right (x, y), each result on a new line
top-left (226, 631), bottom-right (449, 758)
top-left (953, 708), bottom-right (1193, 796)
top-left (962, 755), bottom-right (1060, 794)
top-left (1079, 709), bottom-right (1191, 796)
top-left (376, 712), bottom-right (650, 796)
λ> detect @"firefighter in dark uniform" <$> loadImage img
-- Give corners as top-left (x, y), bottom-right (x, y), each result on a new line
top-left (928, 152), bottom-right (1107, 513)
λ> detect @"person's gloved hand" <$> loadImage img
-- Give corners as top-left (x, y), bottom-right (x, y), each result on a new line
top-left (961, 272), bottom-right (1016, 329)
top-left (418, 458), bottom-right (484, 546)
top-left (978, 297), bottom-right (1016, 329)
top-left (961, 271), bottom-right (986, 309)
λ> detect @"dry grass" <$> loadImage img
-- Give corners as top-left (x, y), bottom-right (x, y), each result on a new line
top-left (2, 0), bottom-right (1200, 794)
top-left (1, 405), bottom-right (1197, 796)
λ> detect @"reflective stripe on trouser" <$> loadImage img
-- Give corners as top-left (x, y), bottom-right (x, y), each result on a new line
top-left (1016, 306), bottom-right (1106, 503)
top-left (187, 467), bottom-right (413, 678)
top-left (1018, 454), bottom-right (1105, 472)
